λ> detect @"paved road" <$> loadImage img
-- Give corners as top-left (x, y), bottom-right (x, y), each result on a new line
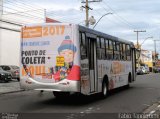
top-left (0, 79), bottom-right (22, 94)
top-left (0, 73), bottom-right (160, 118)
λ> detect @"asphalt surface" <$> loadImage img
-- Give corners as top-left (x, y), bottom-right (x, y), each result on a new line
top-left (0, 73), bottom-right (160, 119)
top-left (0, 79), bottom-right (22, 94)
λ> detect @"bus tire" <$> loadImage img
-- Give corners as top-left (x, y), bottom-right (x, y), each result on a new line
top-left (126, 73), bottom-right (131, 88)
top-left (101, 80), bottom-right (108, 98)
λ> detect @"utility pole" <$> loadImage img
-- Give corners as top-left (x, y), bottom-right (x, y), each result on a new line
top-left (134, 30), bottom-right (146, 49)
top-left (154, 40), bottom-right (156, 63)
top-left (85, 0), bottom-right (89, 27)
top-left (153, 40), bottom-right (160, 66)
top-left (81, 0), bottom-right (102, 27)
top-left (134, 30), bottom-right (146, 68)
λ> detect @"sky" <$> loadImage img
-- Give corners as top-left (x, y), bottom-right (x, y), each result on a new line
top-left (2, 0), bottom-right (160, 56)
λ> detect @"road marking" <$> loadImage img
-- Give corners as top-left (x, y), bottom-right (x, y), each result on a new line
top-left (97, 108), bottom-right (100, 110)
top-left (143, 104), bottom-right (150, 107)
top-left (150, 110), bottom-right (155, 114)
top-left (147, 88), bottom-right (155, 90)
top-left (88, 107), bottom-right (93, 110)
top-left (158, 105), bottom-right (160, 108)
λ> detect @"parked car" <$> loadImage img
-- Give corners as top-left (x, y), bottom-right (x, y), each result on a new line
top-left (0, 67), bottom-right (12, 82)
top-left (153, 67), bottom-right (160, 73)
top-left (144, 65), bottom-right (150, 74)
top-left (136, 66), bottom-right (147, 75)
top-left (0, 65), bottom-right (20, 81)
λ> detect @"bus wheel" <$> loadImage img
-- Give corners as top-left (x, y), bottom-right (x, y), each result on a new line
top-left (101, 81), bottom-right (108, 98)
top-left (126, 73), bottom-right (131, 88)
top-left (53, 91), bottom-right (70, 98)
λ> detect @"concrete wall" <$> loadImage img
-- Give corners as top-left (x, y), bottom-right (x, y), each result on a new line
top-left (0, 0), bottom-right (45, 66)
top-left (0, 20), bottom-right (21, 66)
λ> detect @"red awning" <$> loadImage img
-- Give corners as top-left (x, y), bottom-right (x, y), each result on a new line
top-left (46, 17), bottom-right (60, 23)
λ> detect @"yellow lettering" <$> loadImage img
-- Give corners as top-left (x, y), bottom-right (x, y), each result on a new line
top-left (21, 65), bottom-right (48, 76)
top-left (43, 27), bottom-right (48, 36)
top-left (56, 26), bottom-right (59, 35)
top-left (49, 26), bottom-right (55, 35)
top-left (61, 25), bottom-right (65, 34)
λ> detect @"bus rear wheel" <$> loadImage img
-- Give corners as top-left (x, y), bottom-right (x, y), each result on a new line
top-left (126, 73), bottom-right (132, 88)
top-left (101, 81), bottom-right (108, 98)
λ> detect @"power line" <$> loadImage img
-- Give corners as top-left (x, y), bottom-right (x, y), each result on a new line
top-left (0, 10), bottom-right (44, 23)
top-left (0, 5), bottom-right (44, 20)
top-left (3, 3), bottom-right (44, 16)
top-left (91, 4), bottom-right (132, 30)
top-left (5, 0), bottom-right (44, 10)
top-left (19, 0), bottom-right (45, 9)
top-left (101, 1), bottom-right (136, 29)
top-left (2, 9), bottom-right (44, 16)
top-left (3, 0), bottom-right (44, 15)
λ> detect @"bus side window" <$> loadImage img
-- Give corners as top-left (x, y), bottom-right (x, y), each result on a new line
top-left (119, 43), bottom-right (123, 60)
top-left (96, 37), bottom-right (101, 59)
top-left (101, 38), bottom-right (105, 59)
top-left (105, 39), bottom-right (109, 59)
top-left (126, 44), bottom-right (131, 61)
top-left (114, 42), bottom-right (120, 60)
top-left (80, 33), bottom-right (87, 60)
top-left (122, 44), bottom-right (126, 60)
top-left (113, 41), bottom-right (115, 59)
top-left (107, 40), bottom-right (113, 60)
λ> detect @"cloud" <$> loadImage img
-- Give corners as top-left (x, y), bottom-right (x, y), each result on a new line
top-left (3, 0), bottom-right (160, 53)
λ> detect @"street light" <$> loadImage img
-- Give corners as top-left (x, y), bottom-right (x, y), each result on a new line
top-left (140, 36), bottom-right (153, 47)
top-left (93, 12), bottom-right (113, 29)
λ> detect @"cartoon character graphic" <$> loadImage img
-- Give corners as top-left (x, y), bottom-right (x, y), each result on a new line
top-left (53, 36), bottom-right (80, 81)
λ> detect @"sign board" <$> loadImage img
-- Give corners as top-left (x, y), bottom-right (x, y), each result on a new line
top-left (56, 56), bottom-right (64, 66)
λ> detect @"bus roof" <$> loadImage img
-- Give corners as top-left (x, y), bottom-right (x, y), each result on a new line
top-left (79, 25), bottom-right (135, 48)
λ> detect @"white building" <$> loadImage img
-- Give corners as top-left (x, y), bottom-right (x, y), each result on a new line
top-left (0, 0), bottom-right (44, 66)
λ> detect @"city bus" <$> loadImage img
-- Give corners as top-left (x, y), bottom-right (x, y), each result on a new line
top-left (20, 23), bottom-right (136, 98)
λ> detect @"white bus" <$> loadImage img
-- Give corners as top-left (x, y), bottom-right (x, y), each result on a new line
top-left (20, 23), bottom-right (136, 98)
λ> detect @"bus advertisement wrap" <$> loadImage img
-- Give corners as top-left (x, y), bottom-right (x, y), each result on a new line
top-left (21, 24), bottom-right (80, 84)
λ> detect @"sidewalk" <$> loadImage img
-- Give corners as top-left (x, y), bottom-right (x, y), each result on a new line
top-left (0, 79), bottom-right (24, 94)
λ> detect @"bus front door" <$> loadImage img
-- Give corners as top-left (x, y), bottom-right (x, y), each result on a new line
top-left (88, 38), bottom-right (97, 93)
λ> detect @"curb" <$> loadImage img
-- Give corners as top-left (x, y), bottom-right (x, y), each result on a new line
top-left (0, 89), bottom-right (25, 95)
